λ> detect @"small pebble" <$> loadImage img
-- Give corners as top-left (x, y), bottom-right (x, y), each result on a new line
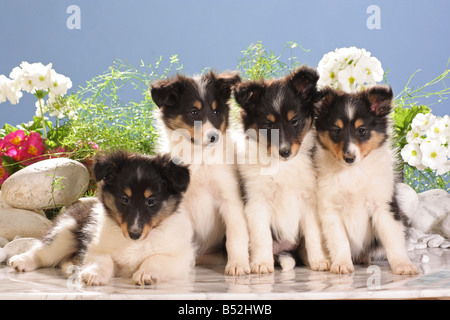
top-left (414, 243), bottom-right (427, 250)
top-left (440, 240), bottom-right (450, 249)
top-left (420, 254), bottom-right (430, 263)
top-left (428, 235), bottom-right (445, 248)
top-left (0, 248), bottom-right (7, 263)
top-left (406, 243), bottom-right (415, 252)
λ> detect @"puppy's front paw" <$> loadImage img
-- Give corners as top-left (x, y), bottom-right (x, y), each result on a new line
top-left (330, 261), bottom-right (354, 274)
top-left (310, 259), bottom-right (331, 272)
top-left (391, 262), bottom-right (418, 275)
top-left (250, 261), bottom-right (274, 274)
top-left (9, 254), bottom-right (38, 272)
top-left (80, 269), bottom-right (110, 286)
top-left (225, 261), bottom-right (250, 276)
top-left (132, 270), bottom-right (158, 286)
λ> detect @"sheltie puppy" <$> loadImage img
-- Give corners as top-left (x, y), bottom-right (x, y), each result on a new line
top-left (233, 65), bottom-right (330, 273)
top-left (150, 71), bottom-right (250, 275)
top-left (314, 85), bottom-right (418, 275)
top-left (9, 151), bottom-right (195, 285)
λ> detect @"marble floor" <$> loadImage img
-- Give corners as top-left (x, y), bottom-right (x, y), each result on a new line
top-left (1, 248), bottom-right (449, 300)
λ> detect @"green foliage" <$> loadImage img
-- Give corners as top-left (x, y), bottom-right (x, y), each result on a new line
top-left (61, 56), bottom-right (182, 158)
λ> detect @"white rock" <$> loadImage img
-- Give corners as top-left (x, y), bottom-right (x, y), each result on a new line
top-left (441, 214), bottom-right (450, 239)
top-left (3, 238), bottom-right (37, 261)
top-left (0, 191), bottom-right (11, 209)
top-left (396, 183), bottom-right (419, 220)
top-left (414, 243), bottom-right (427, 250)
top-left (420, 254), bottom-right (429, 263)
top-left (408, 189), bottom-right (450, 233)
top-left (427, 234), bottom-right (445, 248)
top-left (0, 248), bottom-right (7, 263)
top-left (440, 240), bottom-right (450, 248)
top-left (1, 158), bottom-right (89, 210)
top-left (0, 207), bottom-right (51, 241)
top-left (406, 243), bottom-right (415, 252)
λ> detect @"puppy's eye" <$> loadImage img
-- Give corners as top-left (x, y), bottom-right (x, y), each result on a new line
top-left (121, 195), bottom-right (129, 205)
top-left (213, 110), bottom-right (220, 115)
top-left (358, 127), bottom-right (367, 136)
top-left (332, 127), bottom-right (341, 136)
top-left (266, 121), bottom-right (273, 129)
top-left (190, 108), bottom-right (199, 117)
top-left (146, 197), bottom-right (156, 207)
top-left (291, 119), bottom-right (299, 127)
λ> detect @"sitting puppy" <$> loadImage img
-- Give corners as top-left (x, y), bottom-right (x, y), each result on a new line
top-left (314, 85), bottom-right (418, 275)
top-left (9, 151), bottom-right (195, 286)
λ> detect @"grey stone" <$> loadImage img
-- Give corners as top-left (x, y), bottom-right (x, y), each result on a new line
top-left (1, 158), bottom-right (89, 210)
top-left (0, 207), bottom-right (51, 241)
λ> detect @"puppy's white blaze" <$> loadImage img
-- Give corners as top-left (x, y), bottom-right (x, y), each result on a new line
top-left (273, 88), bottom-right (285, 113)
top-left (194, 75), bottom-right (208, 102)
top-left (130, 214), bottom-right (141, 233)
top-left (137, 166), bottom-right (144, 181)
top-left (347, 142), bottom-right (361, 161)
top-left (346, 103), bottom-right (356, 120)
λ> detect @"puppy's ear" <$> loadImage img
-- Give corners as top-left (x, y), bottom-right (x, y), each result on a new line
top-left (286, 65), bottom-right (319, 101)
top-left (214, 71), bottom-right (241, 100)
top-left (233, 81), bottom-right (265, 112)
top-left (365, 85), bottom-right (393, 117)
top-left (314, 87), bottom-right (337, 118)
top-left (156, 155), bottom-right (190, 194)
top-left (150, 75), bottom-right (187, 108)
top-left (94, 151), bottom-right (129, 183)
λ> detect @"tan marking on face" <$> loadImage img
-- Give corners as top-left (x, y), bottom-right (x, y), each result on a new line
top-left (193, 100), bottom-right (202, 110)
top-left (124, 188), bottom-right (132, 197)
top-left (354, 118), bottom-right (364, 129)
top-left (211, 101), bottom-right (217, 110)
top-left (287, 110), bottom-right (296, 121)
top-left (166, 115), bottom-right (195, 141)
top-left (355, 131), bottom-right (386, 159)
top-left (267, 114), bottom-right (276, 123)
top-left (144, 189), bottom-right (152, 199)
top-left (318, 131), bottom-right (344, 161)
top-left (335, 119), bottom-right (344, 129)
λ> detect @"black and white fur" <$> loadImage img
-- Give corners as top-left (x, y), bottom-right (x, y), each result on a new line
top-left (9, 151), bottom-right (195, 285)
top-left (233, 66), bottom-right (330, 273)
top-left (314, 85), bottom-right (418, 275)
top-left (151, 71), bottom-right (250, 275)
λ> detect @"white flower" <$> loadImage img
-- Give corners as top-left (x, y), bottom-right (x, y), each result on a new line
top-left (48, 69), bottom-right (72, 99)
top-left (401, 142), bottom-right (426, 170)
top-left (440, 115), bottom-right (450, 140)
top-left (411, 113), bottom-right (436, 131)
top-left (10, 61), bottom-right (53, 93)
top-left (420, 140), bottom-right (448, 172)
top-left (427, 118), bottom-right (448, 144)
top-left (317, 47), bottom-right (384, 92)
top-left (406, 126), bottom-right (425, 144)
top-left (0, 75), bottom-right (23, 105)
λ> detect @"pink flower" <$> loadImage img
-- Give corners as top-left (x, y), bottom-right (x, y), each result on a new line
top-left (0, 164), bottom-right (9, 185)
top-left (4, 146), bottom-right (20, 161)
top-left (3, 130), bottom-right (26, 148)
top-left (0, 138), bottom-right (4, 150)
top-left (19, 132), bottom-right (46, 165)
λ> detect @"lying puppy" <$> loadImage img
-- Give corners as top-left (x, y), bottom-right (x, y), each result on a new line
top-left (9, 151), bottom-right (195, 285)
top-left (314, 85), bottom-right (418, 275)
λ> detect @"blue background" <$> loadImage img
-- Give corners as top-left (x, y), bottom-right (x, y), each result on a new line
top-left (1, 0), bottom-right (449, 127)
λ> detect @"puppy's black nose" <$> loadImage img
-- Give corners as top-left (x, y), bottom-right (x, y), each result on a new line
top-left (344, 156), bottom-right (355, 164)
top-left (279, 149), bottom-right (292, 158)
top-left (207, 131), bottom-right (219, 143)
top-left (128, 230), bottom-right (142, 240)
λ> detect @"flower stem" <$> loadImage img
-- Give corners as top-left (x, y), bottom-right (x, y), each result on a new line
top-left (38, 97), bottom-right (46, 138)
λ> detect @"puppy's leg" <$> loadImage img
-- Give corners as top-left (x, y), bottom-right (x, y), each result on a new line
top-left (245, 199), bottom-right (274, 274)
top-left (132, 253), bottom-right (192, 285)
top-left (79, 253), bottom-right (114, 286)
top-left (9, 217), bottom-right (77, 272)
top-left (216, 170), bottom-right (250, 276)
top-left (319, 204), bottom-right (354, 274)
top-left (372, 209), bottom-right (418, 275)
top-left (300, 200), bottom-right (331, 271)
